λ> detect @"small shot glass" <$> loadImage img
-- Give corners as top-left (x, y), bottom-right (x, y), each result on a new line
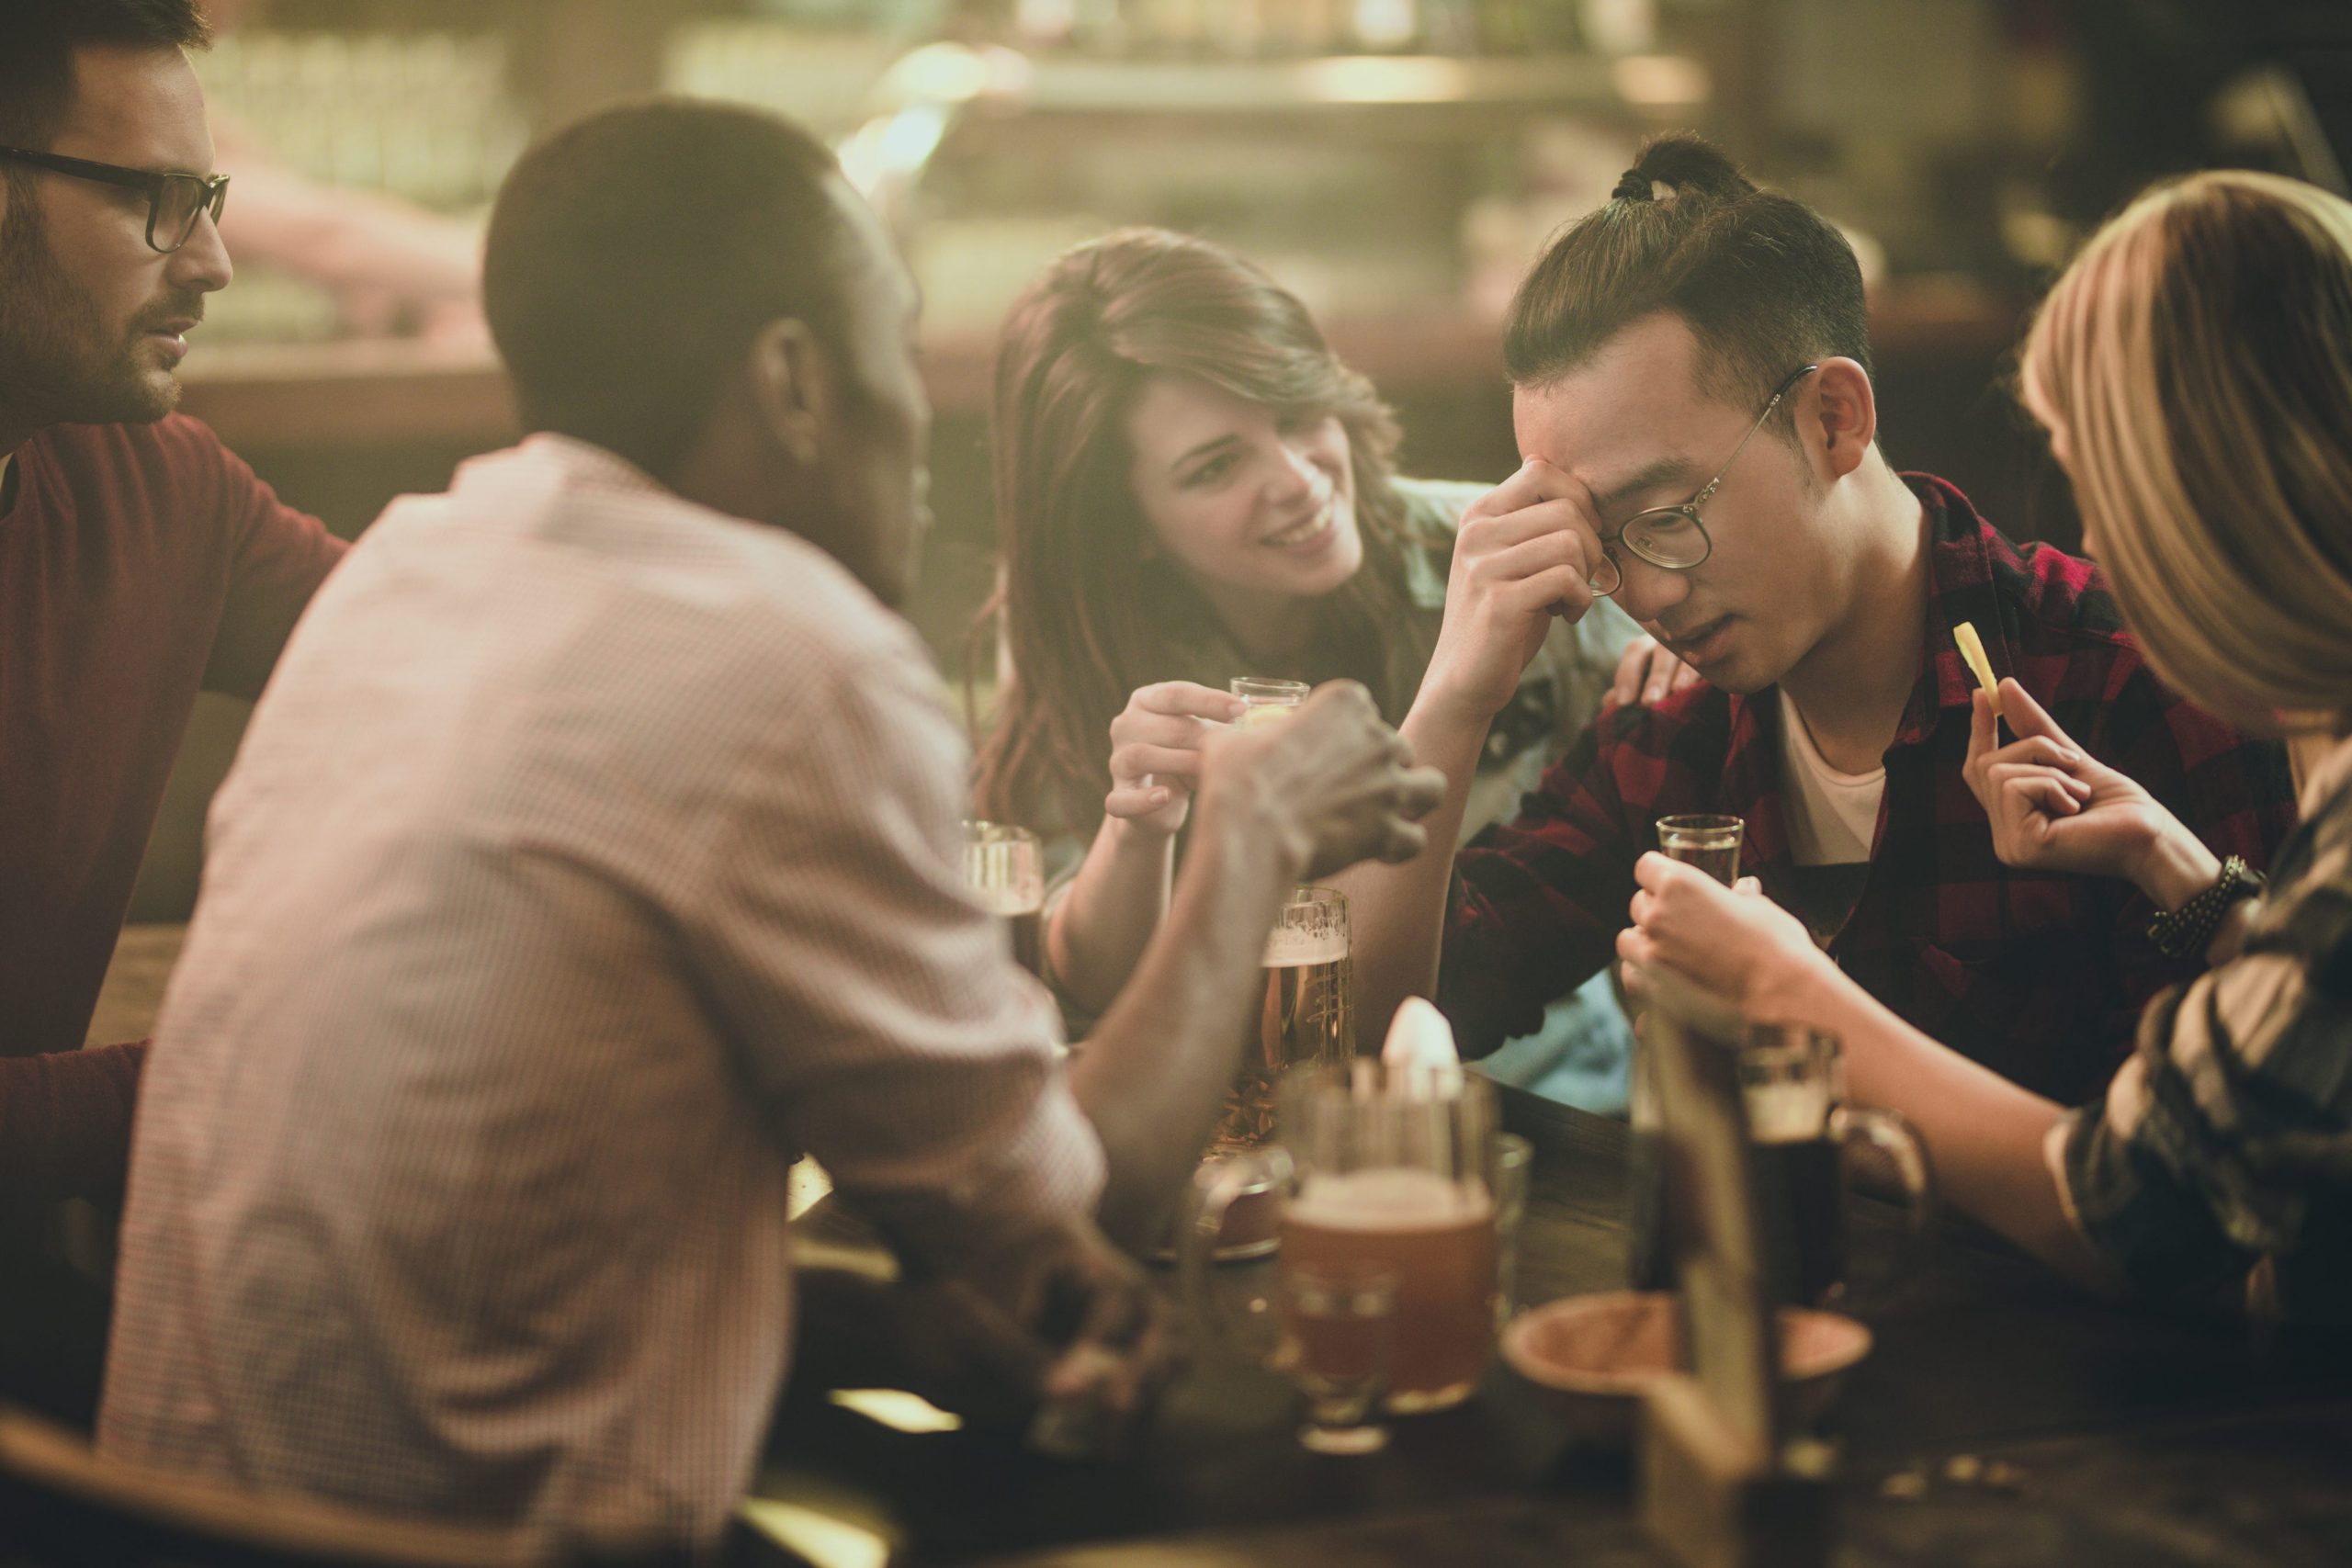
top-left (1277, 1265), bottom-right (1396, 1455)
top-left (1230, 676), bottom-right (1310, 727)
top-left (1657, 813), bottom-right (1745, 886)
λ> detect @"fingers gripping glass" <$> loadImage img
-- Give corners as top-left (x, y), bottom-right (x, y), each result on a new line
top-left (0, 147), bottom-right (230, 254)
top-left (1589, 363), bottom-right (1819, 597)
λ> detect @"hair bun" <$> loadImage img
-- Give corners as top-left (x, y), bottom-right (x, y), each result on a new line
top-left (1626, 132), bottom-right (1758, 205)
top-left (1611, 168), bottom-right (1655, 203)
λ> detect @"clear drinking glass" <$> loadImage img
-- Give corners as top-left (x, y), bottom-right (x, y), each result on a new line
top-left (1183, 1064), bottom-right (1502, 1414)
top-left (1216, 886), bottom-right (1355, 1151)
top-left (1230, 676), bottom-right (1310, 726)
top-left (1657, 814), bottom-right (1745, 885)
top-left (1278, 1266), bottom-right (1397, 1454)
top-left (1185, 887), bottom-right (1356, 1262)
top-left (1630, 815), bottom-right (1745, 1290)
top-left (1491, 1133), bottom-right (1532, 1324)
top-left (961, 820), bottom-right (1045, 977)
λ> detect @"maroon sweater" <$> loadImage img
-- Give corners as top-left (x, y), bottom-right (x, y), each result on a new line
top-left (0, 415), bottom-right (344, 1201)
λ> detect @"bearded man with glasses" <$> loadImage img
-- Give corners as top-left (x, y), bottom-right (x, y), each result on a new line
top-left (0, 0), bottom-right (344, 1430)
top-left (1340, 133), bottom-right (2298, 1111)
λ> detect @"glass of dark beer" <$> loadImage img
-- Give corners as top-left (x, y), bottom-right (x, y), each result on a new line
top-left (1737, 1024), bottom-right (1935, 1309)
top-left (961, 820), bottom-right (1045, 977)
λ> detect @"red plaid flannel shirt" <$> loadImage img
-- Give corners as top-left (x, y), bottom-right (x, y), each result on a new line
top-left (1439, 475), bottom-right (2299, 1105)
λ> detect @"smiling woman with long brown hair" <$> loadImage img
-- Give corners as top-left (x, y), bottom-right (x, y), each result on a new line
top-left (1623, 170), bottom-right (2352, 1318)
top-left (973, 229), bottom-right (1683, 1091)
top-left (973, 228), bottom-right (1429, 839)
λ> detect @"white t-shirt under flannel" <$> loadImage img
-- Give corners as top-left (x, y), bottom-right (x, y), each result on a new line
top-left (98, 435), bottom-right (1102, 1547)
top-left (1776, 686), bottom-right (1884, 867)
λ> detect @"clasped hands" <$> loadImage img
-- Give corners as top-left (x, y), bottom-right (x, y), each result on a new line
top-left (792, 1211), bottom-right (1179, 1456)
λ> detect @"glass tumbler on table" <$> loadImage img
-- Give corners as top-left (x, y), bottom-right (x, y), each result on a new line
top-left (1277, 1265), bottom-right (1397, 1454)
top-left (1186, 886), bottom-right (1356, 1259)
top-left (1183, 1064), bottom-right (1504, 1417)
top-left (1216, 885), bottom-right (1356, 1150)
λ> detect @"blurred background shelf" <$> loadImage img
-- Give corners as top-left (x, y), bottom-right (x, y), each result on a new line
top-left (177, 281), bottom-right (2023, 455)
top-left (180, 340), bottom-right (517, 448)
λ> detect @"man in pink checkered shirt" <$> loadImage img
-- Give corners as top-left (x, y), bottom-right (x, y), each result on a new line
top-left (98, 102), bottom-right (1442, 1551)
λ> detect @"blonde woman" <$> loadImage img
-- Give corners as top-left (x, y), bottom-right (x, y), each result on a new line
top-left (1623, 170), bottom-right (2352, 1319)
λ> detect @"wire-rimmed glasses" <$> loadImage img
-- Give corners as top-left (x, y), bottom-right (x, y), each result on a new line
top-left (1588, 363), bottom-right (1820, 597)
top-left (0, 146), bottom-right (230, 254)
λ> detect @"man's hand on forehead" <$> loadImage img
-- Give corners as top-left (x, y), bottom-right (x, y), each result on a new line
top-left (1493, 453), bottom-right (1681, 540)
top-left (1473, 453), bottom-right (1574, 513)
top-left (1419, 451), bottom-right (1636, 718)
top-left (1463, 457), bottom-right (1606, 559)
top-left (1477, 455), bottom-right (1598, 520)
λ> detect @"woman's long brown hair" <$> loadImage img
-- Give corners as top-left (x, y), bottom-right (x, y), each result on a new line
top-left (969, 229), bottom-right (1416, 835)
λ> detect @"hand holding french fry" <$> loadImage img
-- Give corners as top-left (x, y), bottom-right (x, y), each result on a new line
top-left (1960, 673), bottom-right (2190, 889)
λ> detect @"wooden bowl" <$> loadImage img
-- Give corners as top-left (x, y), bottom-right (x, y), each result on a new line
top-left (1501, 1290), bottom-right (1871, 1446)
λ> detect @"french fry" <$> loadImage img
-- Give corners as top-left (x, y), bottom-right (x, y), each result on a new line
top-left (1953, 621), bottom-right (2001, 721)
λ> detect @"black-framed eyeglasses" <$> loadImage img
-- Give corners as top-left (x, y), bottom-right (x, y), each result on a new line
top-left (1589, 362), bottom-right (1820, 597)
top-left (0, 146), bottom-right (230, 254)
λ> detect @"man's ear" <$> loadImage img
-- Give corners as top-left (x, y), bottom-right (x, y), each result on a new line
top-left (747, 317), bottom-right (831, 468)
top-left (1806, 356), bottom-right (1876, 481)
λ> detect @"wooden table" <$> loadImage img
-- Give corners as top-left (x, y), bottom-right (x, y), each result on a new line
top-left (752, 1089), bottom-right (2352, 1567)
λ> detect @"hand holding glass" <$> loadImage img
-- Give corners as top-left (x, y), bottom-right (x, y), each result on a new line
top-left (1657, 814), bottom-right (1745, 886)
top-left (1230, 675), bottom-right (1309, 727)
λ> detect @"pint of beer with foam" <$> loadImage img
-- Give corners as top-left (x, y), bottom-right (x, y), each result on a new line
top-left (1182, 1063), bottom-right (1504, 1414)
top-left (1214, 886), bottom-right (1354, 1149)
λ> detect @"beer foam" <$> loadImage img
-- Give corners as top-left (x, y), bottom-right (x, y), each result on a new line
top-left (1744, 1082), bottom-right (1832, 1145)
top-left (1290, 1167), bottom-right (1492, 1231)
top-left (1263, 925), bottom-right (1348, 968)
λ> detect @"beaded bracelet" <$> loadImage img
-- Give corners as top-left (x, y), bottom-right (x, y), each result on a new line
top-left (2145, 854), bottom-right (2265, 960)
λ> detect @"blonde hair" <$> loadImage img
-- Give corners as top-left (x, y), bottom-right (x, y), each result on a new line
top-left (2021, 170), bottom-right (2352, 737)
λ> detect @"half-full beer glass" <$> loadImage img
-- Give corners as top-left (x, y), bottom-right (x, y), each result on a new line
top-left (1183, 1065), bottom-right (1504, 1413)
top-left (961, 820), bottom-right (1045, 977)
top-left (1215, 886), bottom-right (1354, 1149)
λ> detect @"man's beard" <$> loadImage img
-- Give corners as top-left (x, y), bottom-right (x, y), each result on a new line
top-left (0, 204), bottom-right (189, 429)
